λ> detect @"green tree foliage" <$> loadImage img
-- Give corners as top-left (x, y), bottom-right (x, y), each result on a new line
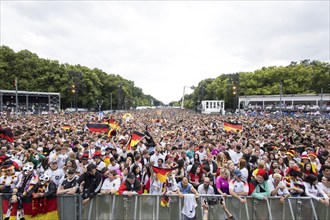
top-left (0, 45), bottom-right (162, 110)
top-left (182, 60), bottom-right (330, 109)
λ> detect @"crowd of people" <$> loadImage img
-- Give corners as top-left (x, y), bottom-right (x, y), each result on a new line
top-left (0, 109), bottom-right (329, 219)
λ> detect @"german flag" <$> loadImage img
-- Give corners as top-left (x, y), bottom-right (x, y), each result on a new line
top-left (86, 123), bottom-right (109, 133)
top-left (223, 122), bottom-right (243, 132)
top-left (2, 197), bottom-right (58, 220)
top-left (109, 119), bottom-right (121, 130)
top-left (160, 194), bottom-right (170, 207)
top-left (108, 129), bottom-right (117, 138)
top-left (127, 131), bottom-right (145, 150)
top-left (0, 127), bottom-right (14, 142)
top-left (61, 124), bottom-right (71, 131)
top-left (152, 166), bottom-right (176, 183)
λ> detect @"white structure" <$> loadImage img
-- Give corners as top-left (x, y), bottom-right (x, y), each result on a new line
top-left (201, 100), bottom-right (225, 115)
top-left (239, 94), bottom-right (330, 111)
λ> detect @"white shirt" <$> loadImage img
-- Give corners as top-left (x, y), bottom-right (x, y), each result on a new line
top-left (101, 177), bottom-right (121, 191)
top-left (229, 179), bottom-right (249, 194)
top-left (228, 149), bottom-right (243, 165)
top-left (197, 184), bottom-right (215, 194)
top-left (150, 153), bottom-right (165, 167)
top-left (44, 168), bottom-right (65, 187)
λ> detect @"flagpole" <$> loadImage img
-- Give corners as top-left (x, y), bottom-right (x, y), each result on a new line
top-left (15, 77), bottom-right (18, 114)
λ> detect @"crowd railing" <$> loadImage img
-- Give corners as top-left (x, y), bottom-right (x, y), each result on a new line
top-left (1, 194), bottom-right (329, 220)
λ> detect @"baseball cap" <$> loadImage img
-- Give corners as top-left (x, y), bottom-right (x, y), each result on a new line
top-left (233, 169), bottom-right (242, 176)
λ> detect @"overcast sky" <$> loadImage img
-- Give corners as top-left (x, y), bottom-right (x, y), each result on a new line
top-left (1, 0), bottom-right (329, 104)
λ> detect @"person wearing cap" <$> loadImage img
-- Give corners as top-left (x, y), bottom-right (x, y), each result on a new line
top-left (229, 169), bottom-right (249, 203)
top-left (44, 160), bottom-right (65, 188)
top-left (0, 160), bottom-right (19, 196)
top-left (251, 169), bottom-right (270, 200)
top-left (100, 170), bottom-right (121, 195)
top-left (118, 172), bottom-right (142, 195)
top-left (77, 163), bottom-right (102, 205)
top-left (309, 152), bottom-right (321, 172)
top-left (57, 168), bottom-right (79, 195)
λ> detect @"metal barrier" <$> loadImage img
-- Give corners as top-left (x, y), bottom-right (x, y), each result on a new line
top-left (1, 194), bottom-right (329, 220)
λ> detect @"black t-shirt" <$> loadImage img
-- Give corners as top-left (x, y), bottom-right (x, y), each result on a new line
top-left (61, 176), bottom-right (79, 190)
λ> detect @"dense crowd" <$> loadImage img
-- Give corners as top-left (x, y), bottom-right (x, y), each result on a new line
top-left (0, 109), bottom-right (329, 219)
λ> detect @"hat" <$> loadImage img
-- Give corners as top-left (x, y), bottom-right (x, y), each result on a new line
top-left (93, 152), bottom-right (101, 159)
top-left (256, 169), bottom-right (268, 180)
top-left (309, 152), bottom-right (317, 158)
top-left (127, 172), bottom-right (135, 179)
top-left (233, 169), bottom-right (242, 176)
top-left (67, 167), bottom-right (76, 174)
top-left (286, 150), bottom-right (294, 157)
top-left (171, 146), bottom-right (178, 151)
top-left (301, 154), bottom-right (309, 160)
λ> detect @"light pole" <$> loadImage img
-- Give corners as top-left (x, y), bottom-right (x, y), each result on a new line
top-left (280, 81), bottom-right (283, 116)
top-left (181, 86), bottom-right (195, 109)
top-left (96, 99), bottom-right (104, 112)
top-left (110, 93), bottom-right (113, 111)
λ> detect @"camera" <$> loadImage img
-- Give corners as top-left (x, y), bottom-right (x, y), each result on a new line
top-left (205, 197), bottom-right (223, 206)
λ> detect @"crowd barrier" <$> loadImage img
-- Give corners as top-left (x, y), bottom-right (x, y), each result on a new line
top-left (1, 194), bottom-right (329, 220)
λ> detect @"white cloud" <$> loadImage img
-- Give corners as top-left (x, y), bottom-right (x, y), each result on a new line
top-left (1, 1), bottom-right (329, 104)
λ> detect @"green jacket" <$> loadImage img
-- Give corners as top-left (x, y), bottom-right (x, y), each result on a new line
top-left (252, 181), bottom-right (271, 200)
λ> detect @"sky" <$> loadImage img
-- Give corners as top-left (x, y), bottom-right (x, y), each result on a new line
top-left (1, 0), bottom-right (329, 104)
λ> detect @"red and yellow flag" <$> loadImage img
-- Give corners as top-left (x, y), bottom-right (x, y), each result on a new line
top-left (109, 119), bottom-right (121, 130)
top-left (223, 122), bottom-right (243, 132)
top-left (152, 166), bottom-right (176, 183)
top-left (2, 197), bottom-right (58, 220)
top-left (127, 131), bottom-right (145, 150)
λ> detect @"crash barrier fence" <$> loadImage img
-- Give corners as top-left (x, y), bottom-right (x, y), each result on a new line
top-left (1, 194), bottom-right (329, 220)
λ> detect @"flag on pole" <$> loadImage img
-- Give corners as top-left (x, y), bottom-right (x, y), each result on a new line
top-left (223, 122), bottom-right (243, 132)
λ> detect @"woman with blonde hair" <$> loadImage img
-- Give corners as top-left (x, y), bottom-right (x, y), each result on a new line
top-left (216, 168), bottom-right (230, 197)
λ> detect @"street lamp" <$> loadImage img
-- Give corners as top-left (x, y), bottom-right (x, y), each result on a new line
top-left (96, 99), bottom-right (104, 112)
top-left (117, 82), bottom-right (123, 110)
top-left (181, 86), bottom-right (195, 109)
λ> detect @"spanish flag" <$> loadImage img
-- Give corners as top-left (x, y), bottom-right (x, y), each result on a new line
top-left (86, 123), bottom-right (109, 133)
top-left (127, 131), bottom-right (145, 150)
top-left (223, 122), bottom-right (243, 132)
top-left (152, 166), bottom-right (176, 183)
